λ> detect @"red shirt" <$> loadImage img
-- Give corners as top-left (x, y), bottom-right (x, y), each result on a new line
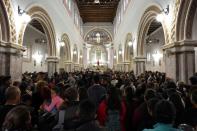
top-left (97, 99), bottom-right (127, 131)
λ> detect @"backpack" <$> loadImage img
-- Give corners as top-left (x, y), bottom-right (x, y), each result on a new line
top-left (38, 111), bottom-right (56, 131)
top-left (106, 110), bottom-right (121, 131)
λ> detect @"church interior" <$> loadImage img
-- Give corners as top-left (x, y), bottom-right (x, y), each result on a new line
top-left (0, 0), bottom-right (197, 131)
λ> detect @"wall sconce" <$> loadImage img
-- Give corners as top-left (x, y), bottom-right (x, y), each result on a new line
top-left (119, 50), bottom-right (122, 55)
top-left (80, 55), bottom-right (83, 58)
top-left (58, 38), bottom-right (65, 47)
top-left (73, 49), bottom-right (77, 55)
top-left (163, 5), bottom-right (169, 15)
top-left (18, 6), bottom-right (31, 23)
top-left (114, 55), bottom-right (117, 59)
top-left (156, 5), bottom-right (169, 22)
top-left (128, 37), bottom-right (135, 47)
top-left (128, 41), bottom-right (132, 46)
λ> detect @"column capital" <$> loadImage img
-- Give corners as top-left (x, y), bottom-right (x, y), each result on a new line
top-left (46, 56), bottom-right (59, 62)
top-left (162, 40), bottom-right (197, 52)
top-left (0, 41), bottom-right (25, 57)
top-left (0, 41), bottom-right (25, 51)
top-left (64, 61), bottom-right (73, 64)
top-left (123, 61), bottom-right (131, 64)
top-left (133, 56), bottom-right (146, 62)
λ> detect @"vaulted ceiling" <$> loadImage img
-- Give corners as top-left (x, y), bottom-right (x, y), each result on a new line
top-left (76, 0), bottom-right (120, 23)
top-left (147, 20), bottom-right (162, 36)
top-left (29, 20), bottom-right (45, 34)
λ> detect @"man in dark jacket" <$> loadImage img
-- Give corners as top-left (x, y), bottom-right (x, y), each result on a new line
top-left (184, 89), bottom-right (197, 129)
top-left (87, 75), bottom-right (106, 107)
top-left (76, 99), bottom-right (105, 131)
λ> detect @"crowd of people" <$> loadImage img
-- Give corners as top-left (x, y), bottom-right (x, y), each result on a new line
top-left (0, 70), bottom-right (196, 131)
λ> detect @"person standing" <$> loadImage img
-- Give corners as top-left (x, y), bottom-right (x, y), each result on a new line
top-left (88, 75), bottom-right (106, 107)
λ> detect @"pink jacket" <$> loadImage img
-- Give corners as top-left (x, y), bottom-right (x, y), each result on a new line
top-left (44, 95), bottom-right (64, 112)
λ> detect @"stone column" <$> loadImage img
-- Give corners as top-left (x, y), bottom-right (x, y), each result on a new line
top-left (123, 62), bottom-right (130, 72)
top-left (194, 47), bottom-right (197, 72)
top-left (134, 56), bottom-right (146, 75)
top-left (0, 41), bottom-right (24, 81)
top-left (46, 56), bottom-right (59, 78)
top-left (64, 61), bottom-right (72, 72)
top-left (163, 40), bottom-right (197, 83)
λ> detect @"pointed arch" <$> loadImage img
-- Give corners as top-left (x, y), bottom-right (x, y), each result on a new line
top-left (61, 33), bottom-right (71, 61)
top-left (18, 6), bottom-right (56, 56)
top-left (124, 33), bottom-right (134, 61)
top-left (0, 0), bottom-right (10, 42)
top-left (136, 5), bottom-right (167, 56)
top-left (176, 0), bottom-right (197, 41)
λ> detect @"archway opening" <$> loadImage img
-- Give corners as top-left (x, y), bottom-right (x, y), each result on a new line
top-left (59, 34), bottom-right (71, 72)
top-left (79, 50), bottom-right (83, 65)
top-left (22, 19), bottom-right (48, 73)
top-left (85, 28), bottom-right (112, 71)
top-left (73, 44), bottom-right (78, 64)
top-left (145, 20), bottom-right (165, 72)
top-left (90, 45), bottom-right (108, 65)
top-left (124, 33), bottom-right (134, 71)
top-left (59, 46), bottom-right (66, 71)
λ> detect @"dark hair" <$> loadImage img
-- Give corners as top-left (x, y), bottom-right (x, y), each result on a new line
top-left (78, 87), bottom-right (88, 101)
top-left (165, 80), bottom-right (177, 89)
top-left (144, 89), bottom-right (156, 101)
top-left (93, 75), bottom-right (100, 84)
top-left (51, 87), bottom-right (59, 94)
top-left (79, 99), bottom-right (96, 119)
top-left (21, 94), bottom-right (32, 103)
top-left (41, 86), bottom-right (51, 100)
top-left (19, 82), bottom-right (28, 95)
top-left (2, 106), bottom-right (31, 131)
top-left (4, 76), bottom-right (11, 82)
top-left (191, 89), bottom-right (197, 104)
top-left (125, 86), bottom-right (135, 103)
top-left (189, 76), bottom-right (197, 85)
top-left (147, 98), bottom-right (160, 115)
top-left (169, 93), bottom-right (184, 114)
top-left (154, 100), bottom-right (176, 124)
top-left (64, 87), bottom-right (78, 101)
top-left (13, 81), bottom-right (20, 87)
top-left (107, 87), bottom-right (121, 111)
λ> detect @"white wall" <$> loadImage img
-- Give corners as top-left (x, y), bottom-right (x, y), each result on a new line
top-left (193, 10), bottom-right (197, 72)
top-left (22, 25), bottom-right (47, 73)
top-left (192, 9), bottom-right (197, 40)
top-left (83, 22), bottom-right (113, 38)
top-left (145, 27), bottom-right (165, 72)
